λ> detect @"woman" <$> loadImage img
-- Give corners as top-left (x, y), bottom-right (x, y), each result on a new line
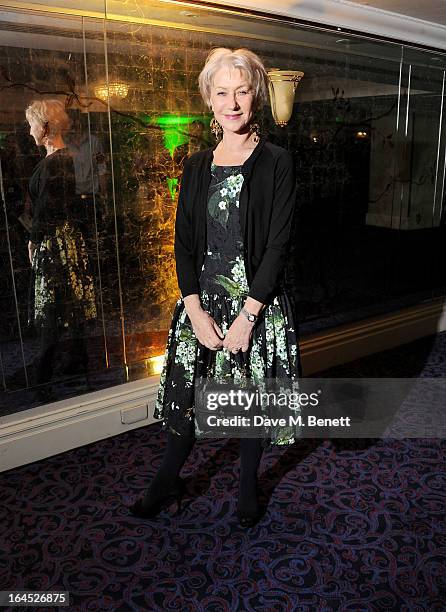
top-left (26, 99), bottom-right (97, 400)
top-left (130, 48), bottom-right (302, 527)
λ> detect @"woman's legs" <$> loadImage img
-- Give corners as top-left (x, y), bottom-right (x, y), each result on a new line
top-left (137, 431), bottom-right (263, 519)
top-left (238, 437), bottom-right (263, 517)
top-left (35, 306), bottom-right (58, 386)
top-left (63, 324), bottom-right (89, 375)
top-left (140, 429), bottom-right (196, 508)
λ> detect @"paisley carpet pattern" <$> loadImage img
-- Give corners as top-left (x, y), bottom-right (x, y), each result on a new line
top-left (1, 332), bottom-right (445, 611)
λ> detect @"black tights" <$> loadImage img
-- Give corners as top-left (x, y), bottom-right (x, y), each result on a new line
top-left (142, 430), bottom-right (197, 503)
top-left (35, 324), bottom-right (59, 385)
top-left (35, 319), bottom-right (88, 386)
top-left (142, 430), bottom-right (263, 512)
top-left (238, 437), bottom-right (263, 515)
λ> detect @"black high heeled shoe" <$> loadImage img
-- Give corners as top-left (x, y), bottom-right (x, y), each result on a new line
top-left (237, 478), bottom-right (261, 528)
top-left (129, 477), bottom-right (187, 519)
top-left (237, 506), bottom-right (261, 528)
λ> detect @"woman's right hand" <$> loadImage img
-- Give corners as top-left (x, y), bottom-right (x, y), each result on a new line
top-left (28, 240), bottom-right (36, 265)
top-left (188, 308), bottom-right (225, 351)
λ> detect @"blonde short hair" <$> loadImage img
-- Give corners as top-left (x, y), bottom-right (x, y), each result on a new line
top-left (25, 99), bottom-right (71, 137)
top-left (198, 47), bottom-right (269, 111)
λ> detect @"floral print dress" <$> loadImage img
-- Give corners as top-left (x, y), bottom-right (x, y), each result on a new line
top-left (28, 149), bottom-right (97, 332)
top-left (154, 162), bottom-right (302, 448)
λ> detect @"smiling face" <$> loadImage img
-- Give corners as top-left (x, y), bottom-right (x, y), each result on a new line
top-left (209, 66), bottom-right (256, 135)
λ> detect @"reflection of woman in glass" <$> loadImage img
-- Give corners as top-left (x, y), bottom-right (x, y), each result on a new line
top-left (26, 99), bottom-right (97, 400)
top-left (130, 48), bottom-right (302, 527)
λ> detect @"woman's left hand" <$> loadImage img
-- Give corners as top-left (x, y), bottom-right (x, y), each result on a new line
top-left (223, 314), bottom-right (255, 354)
top-left (28, 240), bottom-right (36, 265)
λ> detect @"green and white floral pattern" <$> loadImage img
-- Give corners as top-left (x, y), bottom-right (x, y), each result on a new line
top-left (154, 162), bottom-right (302, 446)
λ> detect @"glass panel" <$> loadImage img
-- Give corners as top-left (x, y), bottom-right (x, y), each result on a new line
top-left (0, 2), bottom-right (445, 416)
top-left (0, 9), bottom-right (127, 413)
top-left (79, 15), bottom-right (128, 386)
top-left (386, 47), bottom-right (446, 301)
top-left (0, 9), bottom-right (92, 413)
top-left (102, 18), bottom-right (183, 382)
top-left (263, 30), bottom-right (408, 328)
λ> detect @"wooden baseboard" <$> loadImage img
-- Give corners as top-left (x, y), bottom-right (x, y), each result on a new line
top-left (300, 297), bottom-right (446, 374)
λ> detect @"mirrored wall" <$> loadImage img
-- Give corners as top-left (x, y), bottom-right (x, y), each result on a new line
top-left (0, 2), bottom-right (445, 415)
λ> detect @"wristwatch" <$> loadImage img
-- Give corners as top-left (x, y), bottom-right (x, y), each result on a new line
top-left (241, 306), bottom-right (258, 323)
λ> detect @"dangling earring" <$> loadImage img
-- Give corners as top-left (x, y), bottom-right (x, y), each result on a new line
top-left (248, 121), bottom-right (261, 143)
top-left (210, 116), bottom-right (223, 141)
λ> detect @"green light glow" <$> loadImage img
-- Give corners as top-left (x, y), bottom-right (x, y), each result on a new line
top-left (152, 114), bottom-right (206, 157)
top-left (140, 114), bottom-right (210, 200)
top-left (156, 115), bottom-right (191, 127)
top-left (166, 177), bottom-right (179, 201)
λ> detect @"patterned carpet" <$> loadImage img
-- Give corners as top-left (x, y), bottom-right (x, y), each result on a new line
top-left (1, 332), bottom-right (445, 611)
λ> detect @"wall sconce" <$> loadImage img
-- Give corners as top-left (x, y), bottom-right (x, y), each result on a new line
top-left (94, 81), bottom-right (129, 101)
top-left (267, 69), bottom-right (304, 127)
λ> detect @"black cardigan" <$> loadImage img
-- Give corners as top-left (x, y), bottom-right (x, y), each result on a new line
top-left (175, 135), bottom-right (297, 306)
top-left (29, 148), bottom-right (77, 244)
